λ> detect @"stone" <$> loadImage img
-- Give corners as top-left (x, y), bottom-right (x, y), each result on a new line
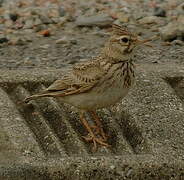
top-left (57, 17), bottom-right (68, 26)
top-left (34, 24), bottom-right (46, 32)
top-left (39, 29), bottom-right (50, 37)
top-left (177, 22), bottom-right (184, 40)
top-left (76, 14), bottom-right (114, 27)
top-left (39, 44), bottom-right (50, 49)
top-left (22, 29), bottom-right (34, 34)
top-left (39, 15), bottom-right (53, 24)
top-left (171, 39), bottom-right (183, 46)
top-left (177, 2), bottom-right (184, 15)
top-left (48, 8), bottom-right (60, 18)
top-left (55, 37), bottom-right (69, 44)
top-left (70, 39), bottom-right (77, 45)
top-left (179, 2), bottom-right (184, 9)
top-left (24, 18), bottom-right (34, 29)
top-left (4, 20), bottom-right (13, 28)
top-left (51, 17), bottom-right (59, 24)
top-left (9, 37), bottom-right (25, 45)
top-left (154, 7), bottom-right (166, 17)
top-left (138, 16), bottom-right (162, 24)
top-left (34, 17), bottom-right (42, 26)
top-left (0, 0), bottom-right (4, 6)
top-left (92, 31), bottom-right (109, 37)
top-left (159, 22), bottom-right (178, 41)
top-left (0, 24), bottom-right (4, 31)
top-left (178, 15), bottom-right (184, 23)
top-left (0, 36), bottom-right (8, 43)
top-left (159, 16), bottom-right (184, 41)
top-left (9, 13), bottom-right (19, 22)
top-left (58, 6), bottom-right (66, 17)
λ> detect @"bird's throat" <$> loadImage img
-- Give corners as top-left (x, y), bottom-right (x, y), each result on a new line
top-left (102, 43), bottom-right (132, 63)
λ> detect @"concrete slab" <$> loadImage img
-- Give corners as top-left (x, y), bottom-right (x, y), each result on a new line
top-left (0, 63), bottom-right (183, 179)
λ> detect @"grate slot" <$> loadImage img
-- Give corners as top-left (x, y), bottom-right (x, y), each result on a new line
top-left (0, 87), bottom-right (44, 158)
top-left (32, 84), bottom-right (89, 155)
top-left (9, 85), bottom-right (68, 157)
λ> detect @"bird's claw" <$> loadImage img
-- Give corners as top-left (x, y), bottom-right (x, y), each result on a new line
top-left (90, 125), bottom-right (108, 142)
top-left (82, 135), bottom-right (110, 151)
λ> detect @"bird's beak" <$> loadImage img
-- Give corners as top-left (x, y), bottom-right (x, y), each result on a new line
top-left (136, 35), bottom-right (159, 47)
top-left (136, 38), bottom-right (153, 47)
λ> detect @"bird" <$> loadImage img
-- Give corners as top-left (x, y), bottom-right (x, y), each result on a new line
top-left (24, 24), bottom-right (151, 151)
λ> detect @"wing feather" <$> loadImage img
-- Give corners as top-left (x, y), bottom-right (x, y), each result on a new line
top-left (44, 59), bottom-right (105, 96)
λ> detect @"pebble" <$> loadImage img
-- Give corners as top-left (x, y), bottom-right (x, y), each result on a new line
top-left (51, 17), bottom-right (60, 24)
top-left (76, 14), bottom-right (114, 27)
top-left (55, 37), bottom-right (69, 44)
top-left (0, 37), bottom-right (9, 43)
top-left (4, 20), bottom-right (13, 28)
top-left (39, 44), bottom-right (50, 49)
top-left (177, 2), bottom-right (184, 15)
top-left (58, 6), bottom-right (66, 17)
top-left (57, 17), bottom-right (68, 26)
top-left (179, 13), bottom-right (184, 21)
top-left (9, 13), bottom-right (19, 22)
top-left (39, 29), bottom-right (50, 37)
top-left (18, 28), bottom-right (33, 35)
top-left (171, 39), bottom-right (183, 46)
top-left (39, 15), bottom-right (53, 24)
top-left (92, 31), bottom-right (109, 37)
top-left (24, 18), bottom-right (34, 29)
top-left (159, 19), bottom-right (184, 41)
top-left (0, 0), bottom-right (4, 6)
top-left (9, 37), bottom-right (25, 45)
top-left (70, 39), bottom-right (77, 45)
top-left (33, 24), bottom-right (46, 32)
top-left (110, 165), bottom-right (115, 170)
top-left (34, 17), bottom-right (42, 26)
top-left (0, 24), bottom-right (5, 31)
top-left (154, 7), bottom-right (166, 17)
top-left (138, 16), bottom-right (163, 24)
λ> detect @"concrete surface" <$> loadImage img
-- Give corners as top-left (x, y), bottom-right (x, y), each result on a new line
top-left (0, 63), bottom-right (184, 179)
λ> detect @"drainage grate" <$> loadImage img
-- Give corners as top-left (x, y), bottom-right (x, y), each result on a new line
top-left (1, 80), bottom-right (148, 157)
top-left (0, 65), bottom-right (184, 179)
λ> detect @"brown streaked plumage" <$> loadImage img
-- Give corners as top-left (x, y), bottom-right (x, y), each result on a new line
top-left (24, 24), bottom-right (151, 151)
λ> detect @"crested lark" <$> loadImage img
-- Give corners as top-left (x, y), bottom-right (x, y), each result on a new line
top-left (24, 24), bottom-right (151, 151)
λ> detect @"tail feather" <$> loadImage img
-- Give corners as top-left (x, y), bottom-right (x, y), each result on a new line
top-left (23, 90), bottom-right (65, 103)
top-left (23, 93), bottom-right (51, 103)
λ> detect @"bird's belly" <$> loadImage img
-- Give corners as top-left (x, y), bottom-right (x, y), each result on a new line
top-left (61, 87), bottom-right (129, 110)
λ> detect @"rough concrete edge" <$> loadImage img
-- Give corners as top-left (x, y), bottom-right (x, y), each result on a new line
top-left (0, 155), bottom-right (184, 180)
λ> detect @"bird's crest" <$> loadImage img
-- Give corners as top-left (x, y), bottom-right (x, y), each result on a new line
top-left (112, 24), bottom-right (132, 36)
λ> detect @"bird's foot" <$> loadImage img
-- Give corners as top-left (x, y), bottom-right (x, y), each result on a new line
top-left (82, 134), bottom-right (110, 151)
top-left (90, 125), bottom-right (108, 142)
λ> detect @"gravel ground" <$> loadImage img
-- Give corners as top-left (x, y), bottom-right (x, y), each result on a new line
top-left (0, 0), bottom-right (183, 70)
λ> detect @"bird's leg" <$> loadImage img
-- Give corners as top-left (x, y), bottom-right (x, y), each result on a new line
top-left (89, 110), bottom-right (108, 141)
top-left (79, 111), bottom-right (109, 151)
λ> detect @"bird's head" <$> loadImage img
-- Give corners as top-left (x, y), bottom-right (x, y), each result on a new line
top-left (103, 24), bottom-right (152, 63)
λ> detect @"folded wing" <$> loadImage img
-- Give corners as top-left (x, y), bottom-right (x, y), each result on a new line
top-left (24, 59), bottom-right (105, 102)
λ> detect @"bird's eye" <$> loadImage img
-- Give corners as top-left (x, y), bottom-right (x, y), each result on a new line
top-left (120, 37), bottom-right (129, 43)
